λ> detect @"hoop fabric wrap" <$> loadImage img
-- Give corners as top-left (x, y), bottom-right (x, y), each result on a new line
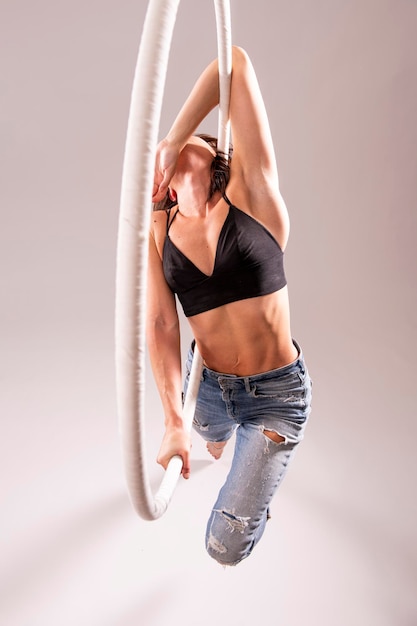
top-left (115, 0), bottom-right (232, 520)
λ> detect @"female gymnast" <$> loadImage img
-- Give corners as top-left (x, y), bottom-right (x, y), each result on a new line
top-left (148, 46), bottom-right (312, 565)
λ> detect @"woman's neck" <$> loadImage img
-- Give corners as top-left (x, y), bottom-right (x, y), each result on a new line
top-left (176, 185), bottom-right (221, 218)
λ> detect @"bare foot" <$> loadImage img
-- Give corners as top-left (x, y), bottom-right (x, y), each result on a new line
top-left (207, 441), bottom-right (227, 460)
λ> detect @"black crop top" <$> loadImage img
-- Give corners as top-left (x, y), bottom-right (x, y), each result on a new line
top-left (163, 195), bottom-right (287, 317)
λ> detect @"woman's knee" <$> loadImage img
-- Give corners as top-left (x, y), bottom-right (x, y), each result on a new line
top-left (206, 531), bottom-right (250, 566)
top-left (205, 509), bottom-right (264, 566)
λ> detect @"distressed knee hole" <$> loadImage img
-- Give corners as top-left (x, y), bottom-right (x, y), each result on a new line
top-left (219, 510), bottom-right (251, 534)
top-left (263, 429), bottom-right (286, 445)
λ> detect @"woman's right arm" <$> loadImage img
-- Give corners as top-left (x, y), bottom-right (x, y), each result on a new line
top-left (146, 220), bottom-right (191, 479)
top-left (152, 58), bottom-right (220, 203)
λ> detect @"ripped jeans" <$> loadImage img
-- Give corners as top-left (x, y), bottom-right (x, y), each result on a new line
top-left (184, 340), bottom-right (312, 566)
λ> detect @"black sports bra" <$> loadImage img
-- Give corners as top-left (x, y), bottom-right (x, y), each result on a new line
top-left (162, 195), bottom-right (287, 317)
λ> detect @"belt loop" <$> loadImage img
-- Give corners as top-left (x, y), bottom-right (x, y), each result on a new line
top-left (244, 377), bottom-right (251, 393)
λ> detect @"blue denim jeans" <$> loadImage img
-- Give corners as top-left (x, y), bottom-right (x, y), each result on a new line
top-left (184, 340), bottom-right (312, 566)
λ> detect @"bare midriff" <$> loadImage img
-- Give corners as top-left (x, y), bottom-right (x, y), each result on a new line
top-left (188, 286), bottom-right (298, 376)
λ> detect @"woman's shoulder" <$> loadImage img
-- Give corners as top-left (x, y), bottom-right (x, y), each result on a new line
top-left (150, 208), bottom-right (170, 257)
top-left (225, 177), bottom-right (290, 251)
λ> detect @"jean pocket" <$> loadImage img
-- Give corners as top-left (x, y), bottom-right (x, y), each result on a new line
top-left (252, 371), bottom-right (308, 407)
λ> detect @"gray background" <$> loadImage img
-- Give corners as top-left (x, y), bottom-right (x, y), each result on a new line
top-left (1, 1), bottom-right (416, 624)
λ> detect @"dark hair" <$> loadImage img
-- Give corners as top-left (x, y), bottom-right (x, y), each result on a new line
top-left (153, 133), bottom-right (233, 211)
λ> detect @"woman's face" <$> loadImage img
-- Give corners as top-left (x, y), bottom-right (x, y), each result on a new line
top-left (175, 136), bottom-right (216, 177)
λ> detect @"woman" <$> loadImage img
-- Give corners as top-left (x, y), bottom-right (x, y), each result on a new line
top-left (148, 46), bottom-right (312, 566)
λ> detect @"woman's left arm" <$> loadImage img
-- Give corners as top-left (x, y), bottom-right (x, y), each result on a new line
top-left (227, 47), bottom-right (279, 191)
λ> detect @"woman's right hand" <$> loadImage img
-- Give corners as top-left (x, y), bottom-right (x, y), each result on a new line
top-left (152, 138), bottom-right (180, 203)
top-left (157, 425), bottom-right (191, 480)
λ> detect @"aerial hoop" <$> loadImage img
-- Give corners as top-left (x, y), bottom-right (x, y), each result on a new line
top-left (115, 0), bottom-right (232, 520)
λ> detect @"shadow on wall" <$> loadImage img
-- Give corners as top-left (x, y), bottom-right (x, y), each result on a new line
top-left (0, 493), bottom-right (131, 615)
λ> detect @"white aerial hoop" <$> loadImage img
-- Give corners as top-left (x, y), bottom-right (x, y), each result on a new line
top-left (115, 0), bottom-right (232, 520)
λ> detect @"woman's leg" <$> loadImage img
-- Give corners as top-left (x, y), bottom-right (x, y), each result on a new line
top-left (185, 340), bottom-right (312, 566)
top-left (205, 422), bottom-right (298, 566)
